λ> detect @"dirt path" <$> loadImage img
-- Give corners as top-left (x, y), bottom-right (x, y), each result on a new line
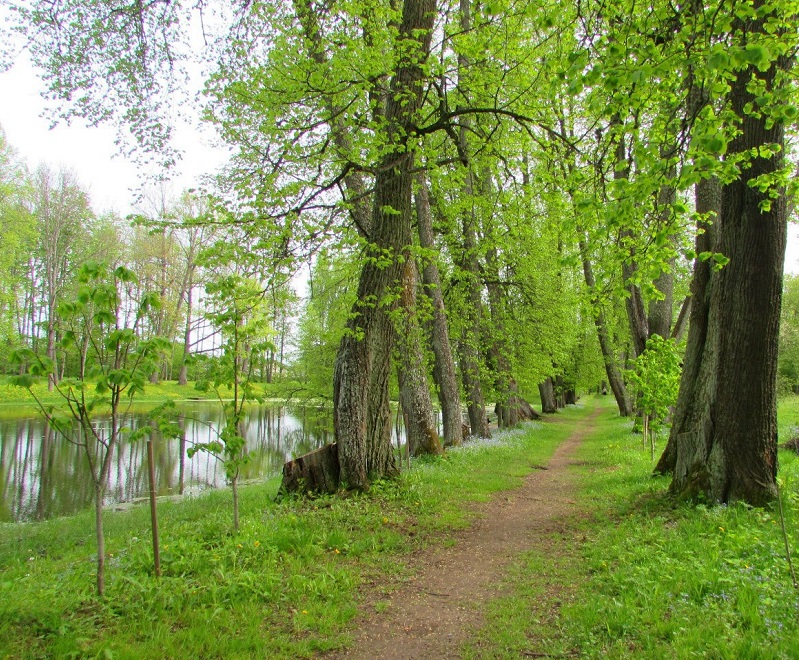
top-left (326, 404), bottom-right (601, 659)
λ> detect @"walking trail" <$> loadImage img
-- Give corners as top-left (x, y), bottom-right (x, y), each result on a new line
top-left (326, 403), bottom-right (601, 659)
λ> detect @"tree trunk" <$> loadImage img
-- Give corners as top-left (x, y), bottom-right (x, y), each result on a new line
top-left (666, 16), bottom-right (787, 505)
top-left (613, 130), bottom-right (649, 358)
top-left (333, 0), bottom-right (436, 489)
top-left (398, 259), bottom-right (442, 457)
top-left (415, 173), bottom-right (463, 447)
top-left (178, 277), bottom-right (193, 386)
top-left (538, 377), bottom-right (557, 413)
top-left (648, 169), bottom-right (676, 339)
top-left (579, 237), bottom-right (633, 416)
top-left (655, 178), bottom-right (720, 474)
top-left (95, 484), bottom-right (106, 597)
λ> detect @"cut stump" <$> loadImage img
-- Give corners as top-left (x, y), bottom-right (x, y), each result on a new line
top-left (280, 443), bottom-right (340, 495)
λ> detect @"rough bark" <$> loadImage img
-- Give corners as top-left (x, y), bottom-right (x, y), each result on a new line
top-left (332, 0), bottom-right (436, 490)
top-left (655, 178), bottom-right (720, 474)
top-left (538, 377), bottom-right (558, 414)
top-left (415, 173), bottom-right (463, 447)
top-left (495, 393), bottom-right (540, 422)
top-left (398, 259), bottom-right (442, 457)
top-left (666, 15), bottom-right (787, 504)
top-left (281, 443), bottom-right (340, 494)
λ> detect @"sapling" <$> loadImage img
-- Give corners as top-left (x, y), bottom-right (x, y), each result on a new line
top-left (187, 272), bottom-right (274, 531)
top-left (11, 261), bottom-right (168, 596)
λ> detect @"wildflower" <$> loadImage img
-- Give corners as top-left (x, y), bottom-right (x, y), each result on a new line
top-left (334, 548), bottom-right (340, 554)
top-left (382, 518), bottom-right (388, 524)
top-left (254, 541), bottom-right (261, 548)
top-left (237, 543), bottom-right (243, 549)
top-left (302, 610), bottom-right (308, 614)
top-left (719, 527), bottom-right (725, 532)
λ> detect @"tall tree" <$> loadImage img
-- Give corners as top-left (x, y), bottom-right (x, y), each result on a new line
top-left (30, 166), bottom-right (93, 388)
top-left (664, 2), bottom-right (794, 504)
top-left (414, 173), bottom-right (463, 447)
top-left (333, 0), bottom-right (438, 488)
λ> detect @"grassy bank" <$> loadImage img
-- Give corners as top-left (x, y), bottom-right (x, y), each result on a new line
top-left (0, 401), bottom-right (578, 658)
top-left (4, 396), bottom-right (799, 658)
top-left (0, 379), bottom-right (316, 422)
top-left (0, 377), bottom-right (301, 407)
top-left (464, 398), bottom-right (799, 658)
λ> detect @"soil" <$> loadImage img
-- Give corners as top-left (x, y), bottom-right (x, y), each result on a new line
top-left (324, 405), bottom-right (600, 659)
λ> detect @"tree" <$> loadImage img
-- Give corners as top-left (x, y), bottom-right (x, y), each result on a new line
top-left (11, 261), bottom-right (166, 596)
top-left (29, 166), bottom-right (93, 388)
top-left (191, 226), bottom-right (279, 529)
top-left (660, 1), bottom-right (794, 504)
top-left (0, 127), bottom-right (35, 369)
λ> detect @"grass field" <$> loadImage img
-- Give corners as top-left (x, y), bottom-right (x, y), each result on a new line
top-left (1, 395), bottom-right (798, 658)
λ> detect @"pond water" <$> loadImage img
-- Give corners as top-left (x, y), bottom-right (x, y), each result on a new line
top-left (0, 402), bottom-right (410, 523)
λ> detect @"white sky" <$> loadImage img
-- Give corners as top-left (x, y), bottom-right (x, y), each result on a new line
top-left (0, 58), bottom-right (228, 217)
top-left (2, 55), bottom-right (799, 274)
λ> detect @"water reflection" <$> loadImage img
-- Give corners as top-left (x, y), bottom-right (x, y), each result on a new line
top-left (0, 403), bottom-right (355, 523)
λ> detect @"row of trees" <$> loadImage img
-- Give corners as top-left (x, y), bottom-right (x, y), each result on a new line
top-left (6, 0), bottom-right (797, 506)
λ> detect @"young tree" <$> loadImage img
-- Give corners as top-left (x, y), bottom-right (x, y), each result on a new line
top-left (190, 230), bottom-right (278, 530)
top-left (11, 261), bottom-right (166, 596)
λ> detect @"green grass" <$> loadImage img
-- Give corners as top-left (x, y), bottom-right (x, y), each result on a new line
top-left (463, 397), bottom-right (799, 659)
top-left (0, 403), bottom-right (576, 659)
top-left (6, 395), bottom-right (799, 658)
top-left (0, 377), bottom-right (308, 404)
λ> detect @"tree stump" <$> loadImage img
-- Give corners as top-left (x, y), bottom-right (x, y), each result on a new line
top-left (280, 443), bottom-right (340, 495)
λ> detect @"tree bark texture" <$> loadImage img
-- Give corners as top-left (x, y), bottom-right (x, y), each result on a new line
top-left (655, 178), bottom-right (720, 474)
top-left (415, 173), bottom-right (463, 447)
top-left (397, 258), bottom-right (442, 457)
top-left (538, 377), bottom-right (557, 413)
top-left (666, 20), bottom-right (787, 504)
top-left (333, 0), bottom-right (436, 490)
top-left (281, 443), bottom-right (340, 494)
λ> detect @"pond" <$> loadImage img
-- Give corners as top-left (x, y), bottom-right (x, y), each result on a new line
top-left (0, 402), bottom-right (411, 523)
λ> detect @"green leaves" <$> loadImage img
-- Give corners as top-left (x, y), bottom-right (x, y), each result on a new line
top-left (629, 335), bottom-right (681, 427)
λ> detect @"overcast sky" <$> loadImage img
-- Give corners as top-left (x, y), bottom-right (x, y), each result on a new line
top-left (2, 55), bottom-right (799, 274)
top-left (0, 56), bottom-right (227, 217)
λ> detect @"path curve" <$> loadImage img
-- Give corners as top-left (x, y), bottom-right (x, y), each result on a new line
top-left (326, 404), bottom-right (601, 659)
